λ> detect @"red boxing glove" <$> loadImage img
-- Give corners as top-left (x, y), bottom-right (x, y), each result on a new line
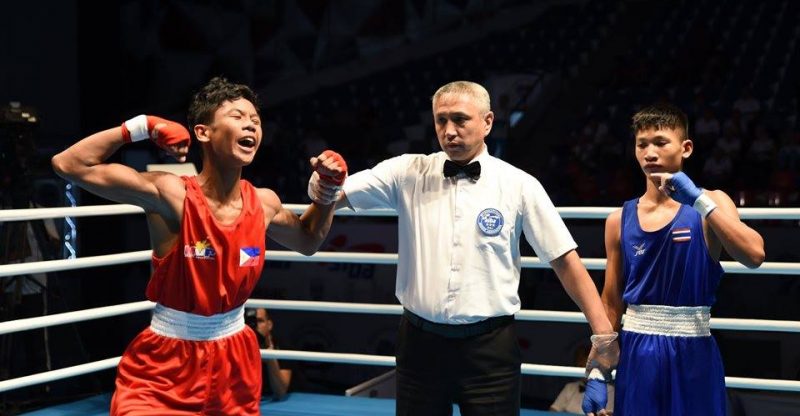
top-left (121, 115), bottom-right (191, 149)
top-left (317, 150), bottom-right (348, 185)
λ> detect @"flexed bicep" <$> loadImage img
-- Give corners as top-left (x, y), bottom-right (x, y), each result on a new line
top-left (68, 162), bottom-right (165, 208)
top-left (52, 124), bottom-right (187, 215)
top-left (704, 190), bottom-right (765, 268)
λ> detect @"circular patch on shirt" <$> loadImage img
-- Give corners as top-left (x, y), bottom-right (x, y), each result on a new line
top-left (477, 208), bottom-right (504, 236)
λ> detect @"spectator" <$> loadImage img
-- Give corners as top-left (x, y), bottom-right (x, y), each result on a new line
top-left (246, 308), bottom-right (293, 400)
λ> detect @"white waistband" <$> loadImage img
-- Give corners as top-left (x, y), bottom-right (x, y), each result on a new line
top-left (150, 304), bottom-right (245, 341)
top-left (623, 304), bottom-right (711, 337)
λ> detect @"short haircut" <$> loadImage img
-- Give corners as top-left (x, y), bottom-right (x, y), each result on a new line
top-left (188, 77), bottom-right (261, 128)
top-left (631, 103), bottom-right (689, 140)
top-left (432, 81), bottom-right (491, 115)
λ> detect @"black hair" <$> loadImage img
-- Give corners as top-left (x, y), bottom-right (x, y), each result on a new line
top-left (631, 103), bottom-right (689, 140)
top-left (187, 77), bottom-right (261, 129)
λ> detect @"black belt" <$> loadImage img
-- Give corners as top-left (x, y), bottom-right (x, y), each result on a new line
top-left (403, 309), bottom-right (513, 339)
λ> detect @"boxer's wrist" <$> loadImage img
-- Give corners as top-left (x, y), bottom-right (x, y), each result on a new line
top-left (311, 187), bottom-right (342, 205)
top-left (121, 115), bottom-right (191, 152)
top-left (308, 171), bottom-right (340, 205)
top-left (121, 115), bottom-right (150, 143)
top-left (586, 368), bottom-right (606, 381)
top-left (590, 332), bottom-right (618, 344)
top-left (693, 193), bottom-right (717, 218)
top-left (585, 332), bottom-right (619, 382)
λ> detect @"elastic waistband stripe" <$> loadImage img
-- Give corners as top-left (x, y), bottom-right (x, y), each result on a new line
top-left (623, 304), bottom-right (711, 337)
top-left (150, 303), bottom-right (245, 341)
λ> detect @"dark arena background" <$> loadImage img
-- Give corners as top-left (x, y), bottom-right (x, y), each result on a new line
top-left (1, 0), bottom-right (799, 415)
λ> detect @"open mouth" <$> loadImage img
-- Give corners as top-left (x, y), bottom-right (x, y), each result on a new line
top-left (238, 137), bottom-right (256, 149)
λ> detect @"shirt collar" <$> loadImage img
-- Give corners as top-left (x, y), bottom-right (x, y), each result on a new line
top-left (472, 144), bottom-right (490, 164)
top-left (443, 143), bottom-right (490, 165)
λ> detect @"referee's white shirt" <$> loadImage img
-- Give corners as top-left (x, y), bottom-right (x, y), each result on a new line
top-left (342, 147), bottom-right (577, 324)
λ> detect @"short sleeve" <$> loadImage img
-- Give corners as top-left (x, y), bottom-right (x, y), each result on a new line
top-left (342, 155), bottom-right (410, 211)
top-left (520, 176), bottom-right (577, 262)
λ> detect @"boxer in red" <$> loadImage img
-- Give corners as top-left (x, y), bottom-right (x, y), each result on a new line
top-left (51, 77), bottom-right (347, 415)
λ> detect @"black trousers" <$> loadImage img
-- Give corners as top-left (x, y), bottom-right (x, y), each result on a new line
top-left (395, 314), bottom-right (521, 416)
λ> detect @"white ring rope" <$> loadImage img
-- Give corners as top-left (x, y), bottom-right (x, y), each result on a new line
top-left (0, 357), bottom-right (121, 394)
top-left (0, 250), bottom-right (152, 277)
top-left (0, 204), bottom-right (146, 222)
top-left (2, 349), bottom-right (799, 394)
top-left (3, 299), bottom-right (799, 337)
top-left (1, 203), bottom-right (798, 396)
top-left (262, 351), bottom-right (800, 392)
top-left (0, 301), bottom-right (155, 336)
top-left (0, 204), bottom-right (395, 221)
top-left (1, 204), bottom-right (800, 221)
top-left (1, 250), bottom-right (797, 277)
top-left (264, 350), bottom-right (395, 367)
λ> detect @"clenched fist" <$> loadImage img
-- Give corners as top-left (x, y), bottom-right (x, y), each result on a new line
top-left (307, 150), bottom-right (348, 205)
top-left (121, 115), bottom-right (190, 162)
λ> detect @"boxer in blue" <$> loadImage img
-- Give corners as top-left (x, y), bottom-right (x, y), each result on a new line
top-left (582, 103), bottom-right (765, 415)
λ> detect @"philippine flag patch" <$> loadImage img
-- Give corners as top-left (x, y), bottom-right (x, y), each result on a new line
top-left (239, 247), bottom-right (261, 267)
top-left (672, 227), bottom-right (691, 243)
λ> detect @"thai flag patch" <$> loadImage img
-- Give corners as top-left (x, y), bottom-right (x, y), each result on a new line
top-left (239, 247), bottom-right (261, 267)
top-left (672, 227), bottom-right (691, 243)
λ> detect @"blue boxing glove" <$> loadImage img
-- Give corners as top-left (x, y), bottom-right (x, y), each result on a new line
top-left (582, 377), bottom-right (608, 415)
top-left (660, 171), bottom-right (701, 205)
top-left (581, 332), bottom-right (618, 415)
top-left (651, 172), bottom-right (717, 218)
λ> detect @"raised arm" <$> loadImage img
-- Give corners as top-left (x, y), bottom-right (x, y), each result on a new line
top-left (601, 209), bottom-right (625, 331)
top-left (651, 172), bottom-right (765, 268)
top-left (705, 190), bottom-right (765, 268)
top-left (51, 115), bottom-right (190, 215)
top-left (264, 150), bottom-right (347, 256)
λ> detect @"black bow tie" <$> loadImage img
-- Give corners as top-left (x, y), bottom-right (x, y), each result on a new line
top-left (443, 160), bottom-right (481, 180)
